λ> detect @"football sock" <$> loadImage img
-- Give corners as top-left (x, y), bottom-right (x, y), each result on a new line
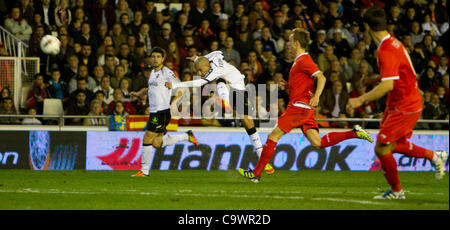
top-left (392, 141), bottom-right (435, 161)
top-left (140, 144), bottom-right (154, 175)
top-left (217, 81), bottom-right (230, 104)
top-left (253, 139), bottom-right (277, 177)
top-left (161, 133), bottom-right (189, 147)
top-left (247, 127), bottom-right (263, 157)
top-left (378, 153), bottom-right (402, 192)
top-left (320, 131), bottom-right (357, 148)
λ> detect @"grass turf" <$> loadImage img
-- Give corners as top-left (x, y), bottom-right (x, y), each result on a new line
top-left (0, 170), bottom-right (447, 210)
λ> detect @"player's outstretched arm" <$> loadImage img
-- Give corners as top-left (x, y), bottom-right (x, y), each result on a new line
top-left (165, 79), bottom-right (209, 89)
top-left (348, 80), bottom-right (394, 109)
top-left (310, 72), bottom-right (326, 107)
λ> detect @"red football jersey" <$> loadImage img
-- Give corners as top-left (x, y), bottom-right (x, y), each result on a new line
top-left (287, 53), bottom-right (321, 107)
top-left (377, 34), bottom-right (423, 113)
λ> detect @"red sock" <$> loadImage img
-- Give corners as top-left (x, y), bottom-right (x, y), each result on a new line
top-left (378, 153), bottom-right (402, 192)
top-left (253, 139), bottom-right (277, 177)
top-left (320, 131), bottom-right (357, 148)
top-left (393, 141), bottom-right (434, 161)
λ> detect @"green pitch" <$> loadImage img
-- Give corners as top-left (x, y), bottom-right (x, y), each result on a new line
top-left (0, 170), bottom-right (448, 210)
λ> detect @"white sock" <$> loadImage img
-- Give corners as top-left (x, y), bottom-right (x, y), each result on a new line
top-left (161, 133), bottom-right (189, 147)
top-left (140, 145), bottom-right (154, 175)
top-left (217, 82), bottom-right (230, 103)
top-left (249, 132), bottom-right (263, 157)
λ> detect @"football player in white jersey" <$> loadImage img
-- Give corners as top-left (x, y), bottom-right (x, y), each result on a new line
top-left (165, 51), bottom-right (275, 175)
top-left (130, 47), bottom-right (199, 177)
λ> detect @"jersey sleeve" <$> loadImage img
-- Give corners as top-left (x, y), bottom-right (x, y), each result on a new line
top-left (302, 56), bottom-right (321, 78)
top-left (378, 50), bottom-right (400, 81)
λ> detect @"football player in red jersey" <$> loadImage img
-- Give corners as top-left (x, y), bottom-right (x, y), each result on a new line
top-left (238, 28), bottom-right (374, 183)
top-left (348, 8), bottom-right (448, 199)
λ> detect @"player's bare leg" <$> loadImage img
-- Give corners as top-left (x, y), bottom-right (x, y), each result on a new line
top-left (372, 141), bottom-right (406, 199)
top-left (305, 125), bottom-right (373, 150)
top-left (242, 115), bottom-right (275, 174)
top-left (239, 126), bottom-right (285, 182)
top-left (392, 140), bottom-right (448, 180)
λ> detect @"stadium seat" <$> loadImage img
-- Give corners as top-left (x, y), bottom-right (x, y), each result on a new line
top-left (43, 98), bottom-right (64, 125)
top-left (20, 83), bottom-right (32, 110)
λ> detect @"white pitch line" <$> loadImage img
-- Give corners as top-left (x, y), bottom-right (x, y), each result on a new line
top-left (0, 189), bottom-right (448, 207)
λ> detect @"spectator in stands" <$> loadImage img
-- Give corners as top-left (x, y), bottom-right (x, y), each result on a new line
top-left (189, 0), bottom-right (211, 28)
top-left (0, 87), bottom-right (12, 110)
top-left (410, 21), bottom-right (425, 46)
top-left (54, 0), bottom-right (71, 27)
top-left (109, 100), bottom-right (128, 131)
top-left (422, 13), bottom-right (442, 38)
top-left (419, 67), bottom-right (440, 92)
top-left (68, 65), bottom-right (96, 94)
top-left (93, 90), bottom-right (108, 114)
top-left (65, 90), bottom-right (89, 125)
top-left (26, 73), bottom-right (47, 114)
top-left (35, 0), bottom-right (56, 31)
top-left (220, 36), bottom-right (240, 67)
top-left (111, 22), bottom-right (127, 53)
top-left (329, 29), bottom-right (351, 59)
top-left (320, 80), bottom-right (350, 119)
top-left (22, 106), bottom-right (42, 125)
top-left (69, 77), bottom-right (94, 104)
top-left (107, 88), bottom-right (135, 115)
top-left (155, 23), bottom-right (176, 51)
top-left (0, 97), bottom-right (20, 124)
top-left (318, 45), bottom-right (338, 72)
top-left (309, 30), bottom-right (328, 60)
top-left (136, 23), bottom-right (152, 55)
top-left (78, 43), bottom-right (97, 73)
top-left (248, 0), bottom-right (272, 31)
top-left (423, 93), bottom-right (447, 130)
top-left (115, 0), bottom-right (133, 22)
top-left (119, 77), bottom-right (132, 100)
top-left (90, 0), bottom-right (115, 29)
top-left (110, 65), bottom-right (132, 89)
top-left (83, 99), bottom-right (106, 126)
top-left (93, 76), bottom-right (114, 104)
top-left (47, 68), bottom-right (68, 104)
top-left (4, 5), bottom-right (33, 42)
top-left (62, 54), bottom-right (79, 83)
top-left (349, 80), bottom-right (375, 118)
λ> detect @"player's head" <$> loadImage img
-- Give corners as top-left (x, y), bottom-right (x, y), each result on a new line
top-left (363, 7), bottom-right (387, 32)
top-left (194, 57), bottom-right (211, 77)
top-left (150, 46), bottom-right (166, 68)
top-left (289, 28), bottom-right (310, 52)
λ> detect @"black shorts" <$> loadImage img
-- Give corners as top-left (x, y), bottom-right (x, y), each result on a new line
top-left (146, 109), bottom-right (171, 134)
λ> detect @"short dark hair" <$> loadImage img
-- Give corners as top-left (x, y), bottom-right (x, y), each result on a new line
top-left (150, 46), bottom-right (166, 58)
top-left (363, 7), bottom-right (387, 31)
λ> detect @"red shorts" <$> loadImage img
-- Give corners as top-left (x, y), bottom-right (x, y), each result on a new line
top-left (378, 109), bottom-right (421, 144)
top-left (277, 105), bottom-right (318, 134)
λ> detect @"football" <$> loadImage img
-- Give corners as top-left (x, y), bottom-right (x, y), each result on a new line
top-left (40, 35), bottom-right (61, 55)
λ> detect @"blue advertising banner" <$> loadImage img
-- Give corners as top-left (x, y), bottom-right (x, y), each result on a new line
top-left (86, 131), bottom-right (449, 172)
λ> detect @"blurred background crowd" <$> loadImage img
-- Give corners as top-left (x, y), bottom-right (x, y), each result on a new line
top-left (0, 0), bottom-right (448, 130)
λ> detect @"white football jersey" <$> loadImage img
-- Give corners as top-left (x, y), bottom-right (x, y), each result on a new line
top-left (147, 66), bottom-right (180, 113)
top-left (202, 51), bottom-right (246, 90)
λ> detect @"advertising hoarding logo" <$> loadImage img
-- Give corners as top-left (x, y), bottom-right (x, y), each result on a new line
top-left (86, 131), bottom-right (449, 172)
top-left (97, 138), bottom-right (142, 170)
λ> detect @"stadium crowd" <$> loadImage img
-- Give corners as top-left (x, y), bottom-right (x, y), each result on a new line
top-left (0, 0), bottom-right (448, 130)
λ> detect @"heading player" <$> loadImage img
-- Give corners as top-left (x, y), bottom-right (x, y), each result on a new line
top-left (348, 8), bottom-right (448, 199)
top-left (130, 47), bottom-right (199, 177)
top-left (238, 28), bottom-right (373, 183)
top-left (165, 51), bottom-right (275, 175)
